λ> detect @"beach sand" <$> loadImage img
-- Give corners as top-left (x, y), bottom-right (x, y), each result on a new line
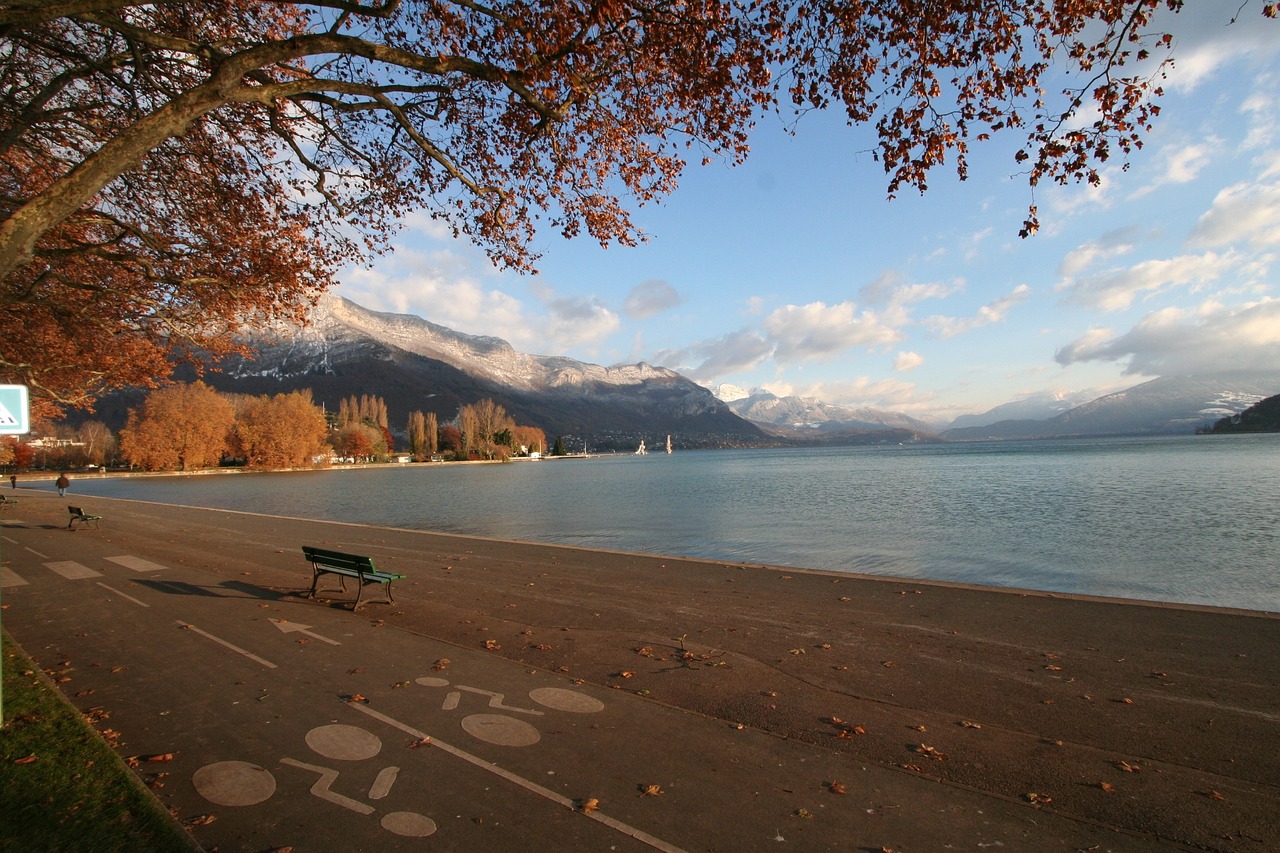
top-left (6, 490), bottom-right (1279, 849)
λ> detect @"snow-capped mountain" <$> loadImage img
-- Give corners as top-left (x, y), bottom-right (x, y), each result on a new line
top-left (713, 387), bottom-right (936, 437)
top-left (942, 373), bottom-right (1280, 440)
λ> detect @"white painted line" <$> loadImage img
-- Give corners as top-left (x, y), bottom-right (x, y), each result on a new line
top-left (1, 565), bottom-right (28, 587)
top-left (348, 703), bottom-right (690, 853)
top-left (23, 545), bottom-right (50, 559)
top-left (97, 582), bottom-right (150, 608)
top-left (45, 560), bottom-right (102, 580)
top-left (106, 555), bottom-right (168, 573)
top-left (177, 620), bottom-right (277, 669)
top-left (280, 758), bottom-right (375, 814)
top-left (270, 618), bottom-right (341, 645)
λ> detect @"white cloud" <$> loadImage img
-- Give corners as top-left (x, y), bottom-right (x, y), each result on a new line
top-left (797, 376), bottom-right (926, 410)
top-left (541, 295), bottom-right (619, 351)
top-left (1159, 7), bottom-right (1280, 93)
top-left (1058, 227), bottom-right (1143, 278)
top-left (653, 329), bottom-right (774, 381)
top-left (1057, 251), bottom-right (1236, 312)
top-left (1054, 299), bottom-right (1280, 375)
top-left (894, 351), bottom-right (924, 372)
top-left (1129, 141), bottom-right (1218, 198)
top-left (338, 248), bottom-right (532, 344)
top-left (624, 279), bottom-right (681, 319)
top-left (1188, 181), bottom-right (1280, 250)
top-left (763, 300), bottom-right (903, 363)
top-left (922, 284), bottom-right (1031, 339)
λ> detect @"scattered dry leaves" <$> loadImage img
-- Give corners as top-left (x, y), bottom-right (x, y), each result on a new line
top-left (1025, 792), bottom-right (1052, 805)
top-left (638, 784), bottom-right (664, 797)
top-left (578, 797), bottom-right (600, 813)
top-left (915, 744), bottom-right (946, 761)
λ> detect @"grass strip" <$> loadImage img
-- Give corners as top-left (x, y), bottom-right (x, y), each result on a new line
top-left (1, 632), bottom-right (199, 852)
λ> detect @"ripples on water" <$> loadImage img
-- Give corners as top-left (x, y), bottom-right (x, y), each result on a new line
top-left (70, 434), bottom-right (1280, 612)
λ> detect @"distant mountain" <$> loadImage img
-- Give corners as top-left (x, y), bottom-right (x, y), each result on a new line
top-left (942, 373), bottom-right (1280, 440)
top-left (713, 387), bottom-right (938, 443)
top-left (1202, 393), bottom-right (1280, 433)
top-left (87, 295), bottom-right (766, 451)
top-left (945, 389), bottom-right (1099, 431)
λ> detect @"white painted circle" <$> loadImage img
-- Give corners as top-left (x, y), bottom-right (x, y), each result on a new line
top-left (530, 687), bottom-right (605, 713)
top-left (415, 676), bottom-right (450, 687)
top-left (461, 713), bottom-right (541, 746)
top-left (192, 761), bottom-right (276, 806)
top-left (381, 811), bottom-right (438, 837)
top-left (305, 724), bottom-right (382, 761)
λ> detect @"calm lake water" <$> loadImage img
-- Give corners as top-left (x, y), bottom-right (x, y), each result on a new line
top-left (63, 434), bottom-right (1280, 613)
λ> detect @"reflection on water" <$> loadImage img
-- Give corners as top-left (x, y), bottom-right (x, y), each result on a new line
top-left (70, 434), bottom-right (1280, 612)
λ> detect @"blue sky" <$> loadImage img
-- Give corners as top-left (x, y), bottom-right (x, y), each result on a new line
top-left (338, 6), bottom-right (1280, 425)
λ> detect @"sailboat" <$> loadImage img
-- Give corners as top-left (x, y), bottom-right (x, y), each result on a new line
top-left (665, 435), bottom-right (673, 454)
top-left (635, 440), bottom-right (647, 455)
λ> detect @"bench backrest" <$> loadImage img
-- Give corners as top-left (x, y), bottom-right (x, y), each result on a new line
top-left (68, 506), bottom-right (83, 516)
top-left (302, 546), bottom-right (376, 573)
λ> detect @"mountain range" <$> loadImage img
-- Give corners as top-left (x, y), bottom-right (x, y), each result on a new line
top-left (76, 294), bottom-right (1280, 447)
top-left (200, 295), bottom-right (761, 451)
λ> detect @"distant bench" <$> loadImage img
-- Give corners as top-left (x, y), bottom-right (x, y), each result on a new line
top-left (67, 506), bottom-right (102, 529)
top-left (302, 546), bottom-right (404, 611)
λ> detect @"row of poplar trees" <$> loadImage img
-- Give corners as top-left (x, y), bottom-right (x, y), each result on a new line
top-left (115, 382), bottom-right (545, 470)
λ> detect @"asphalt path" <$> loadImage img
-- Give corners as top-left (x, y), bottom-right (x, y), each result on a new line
top-left (1, 489), bottom-right (1273, 851)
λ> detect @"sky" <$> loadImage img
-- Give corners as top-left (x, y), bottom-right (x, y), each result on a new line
top-left (338, 6), bottom-right (1280, 427)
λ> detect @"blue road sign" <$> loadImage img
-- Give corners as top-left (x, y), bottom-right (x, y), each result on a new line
top-left (0, 385), bottom-right (30, 434)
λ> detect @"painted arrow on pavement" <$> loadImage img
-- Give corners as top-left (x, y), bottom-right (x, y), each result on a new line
top-left (270, 618), bottom-right (341, 645)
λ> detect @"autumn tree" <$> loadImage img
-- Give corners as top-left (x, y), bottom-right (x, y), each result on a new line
top-left (76, 421), bottom-right (116, 467)
top-left (424, 411), bottom-right (439, 457)
top-left (232, 390), bottom-right (328, 468)
top-left (438, 424), bottom-right (462, 457)
top-left (333, 422), bottom-right (386, 462)
top-left (512, 425), bottom-right (547, 457)
top-left (118, 381), bottom-right (234, 470)
top-left (407, 409), bottom-right (439, 461)
top-left (407, 411), bottom-right (427, 461)
top-left (5, 0), bottom-right (1259, 415)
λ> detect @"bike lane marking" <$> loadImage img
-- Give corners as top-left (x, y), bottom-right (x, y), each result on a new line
top-left (0, 564), bottom-right (27, 587)
top-left (347, 701), bottom-right (690, 853)
top-left (44, 560), bottom-right (102, 579)
top-left (176, 620), bottom-right (278, 669)
top-left (96, 582), bottom-right (150, 607)
top-left (105, 555), bottom-right (168, 572)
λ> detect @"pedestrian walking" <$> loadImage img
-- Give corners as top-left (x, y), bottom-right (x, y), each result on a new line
top-left (8, 474), bottom-right (15, 489)
top-left (56, 472), bottom-right (69, 496)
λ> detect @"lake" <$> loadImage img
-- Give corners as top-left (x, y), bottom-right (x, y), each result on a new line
top-left (61, 433), bottom-right (1280, 613)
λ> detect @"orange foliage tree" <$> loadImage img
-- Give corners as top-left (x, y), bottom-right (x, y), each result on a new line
top-left (232, 390), bottom-right (329, 468)
top-left (5, 1), bottom-right (1267, 414)
top-left (118, 381), bottom-right (235, 471)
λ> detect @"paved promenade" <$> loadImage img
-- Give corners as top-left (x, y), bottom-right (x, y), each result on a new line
top-left (2, 489), bottom-right (1277, 851)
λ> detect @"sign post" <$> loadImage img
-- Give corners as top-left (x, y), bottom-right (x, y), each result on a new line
top-left (0, 384), bottom-right (30, 726)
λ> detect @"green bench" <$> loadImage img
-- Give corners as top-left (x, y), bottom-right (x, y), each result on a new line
top-left (67, 505), bottom-right (102, 529)
top-left (302, 546), bottom-right (404, 611)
